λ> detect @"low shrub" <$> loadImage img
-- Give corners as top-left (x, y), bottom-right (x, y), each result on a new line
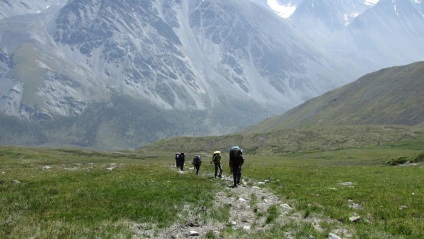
top-left (413, 152), bottom-right (424, 163)
top-left (387, 157), bottom-right (410, 166)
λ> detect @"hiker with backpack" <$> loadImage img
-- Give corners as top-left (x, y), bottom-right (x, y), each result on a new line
top-left (192, 155), bottom-right (202, 175)
top-left (212, 151), bottom-right (222, 178)
top-left (175, 153), bottom-right (181, 168)
top-left (179, 152), bottom-right (185, 171)
top-left (229, 146), bottom-right (244, 187)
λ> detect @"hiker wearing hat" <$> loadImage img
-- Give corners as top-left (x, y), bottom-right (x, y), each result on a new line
top-left (212, 151), bottom-right (222, 178)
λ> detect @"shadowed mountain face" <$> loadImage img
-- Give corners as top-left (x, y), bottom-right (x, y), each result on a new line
top-left (244, 61), bottom-right (424, 134)
top-left (0, 0), bottom-right (348, 148)
top-left (0, 0), bottom-right (423, 149)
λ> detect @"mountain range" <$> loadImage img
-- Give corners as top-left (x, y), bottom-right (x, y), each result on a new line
top-left (0, 0), bottom-right (423, 149)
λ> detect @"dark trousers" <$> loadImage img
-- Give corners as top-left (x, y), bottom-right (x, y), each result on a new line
top-left (194, 162), bottom-right (201, 175)
top-left (232, 163), bottom-right (242, 186)
top-left (179, 159), bottom-right (184, 171)
top-left (214, 163), bottom-right (222, 178)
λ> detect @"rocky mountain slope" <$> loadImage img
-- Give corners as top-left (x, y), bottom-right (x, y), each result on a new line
top-left (243, 61), bottom-right (424, 134)
top-left (0, 0), bottom-right (349, 149)
top-left (0, 0), bottom-right (423, 149)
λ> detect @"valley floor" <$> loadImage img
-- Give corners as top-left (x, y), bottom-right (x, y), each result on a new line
top-left (139, 166), bottom-right (348, 239)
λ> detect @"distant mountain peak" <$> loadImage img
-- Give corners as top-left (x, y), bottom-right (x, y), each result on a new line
top-left (364, 0), bottom-right (380, 6)
top-left (267, 0), bottom-right (297, 18)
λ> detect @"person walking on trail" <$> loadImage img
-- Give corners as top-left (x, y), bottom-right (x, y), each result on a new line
top-left (179, 152), bottom-right (185, 171)
top-left (229, 146), bottom-right (244, 187)
top-left (175, 153), bottom-right (181, 168)
top-left (192, 155), bottom-right (202, 175)
top-left (212, 151), bottom-right (222, 178)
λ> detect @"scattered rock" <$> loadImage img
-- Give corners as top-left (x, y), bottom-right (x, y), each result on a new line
top-left (0, 180), bottom-right (6, 184)
top-left (338, 182), bottom-right (354, 187)
top-left (41, 165), bottom-right (52, 170)
top-left (149, 166), bottom-right (335, 238)
top-left (12, 180), bottom-right (20, 184)
top-left (349, 216), bottom-right (361, 223)
top-left (187, 222), bottom-right (200, 227)
top-left (64, 167), bottom-right (78, 171)
top-left (280, 203), bottom-right (292, 210)
top-left (349, 203), bottom-right (362, 210)
top-left (331, 228), bottom-right (351, 238)
top-left (328, 232), bottom-right (342, 239)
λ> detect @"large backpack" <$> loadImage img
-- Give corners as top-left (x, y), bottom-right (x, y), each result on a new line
top-left (229, 146), bottom-right (242, 159)
top-left (192, 155), bottom-right (201, 165)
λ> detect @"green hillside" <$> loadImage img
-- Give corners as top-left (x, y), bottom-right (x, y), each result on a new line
top-left (244, 61), bottom-right (424, 134)
top-left (141, 125), bottom-right (424, 155)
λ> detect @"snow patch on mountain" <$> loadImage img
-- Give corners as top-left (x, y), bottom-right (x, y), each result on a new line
top-left (364, 0), bottom-right (380, 6)
top-left (0, 0), bottom-right (67, 20)
top-left (267, 0), bottom-right (296, 18)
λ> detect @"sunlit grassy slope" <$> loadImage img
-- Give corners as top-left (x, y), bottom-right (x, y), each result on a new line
top-left (244, 61), bottom-right (424, 134)
top-left (142, 125), bottom-right (424, 155)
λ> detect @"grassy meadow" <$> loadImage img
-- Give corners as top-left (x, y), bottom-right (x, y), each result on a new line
top-left (0, 148), bottom-right (223, 238)
top-left (1, 129), bottom-right (423, 238)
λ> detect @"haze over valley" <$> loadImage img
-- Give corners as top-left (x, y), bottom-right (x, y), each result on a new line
top-left (0, 0), bottom-right (423, 149)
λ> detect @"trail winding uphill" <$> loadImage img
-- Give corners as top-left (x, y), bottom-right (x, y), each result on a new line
top-left (132, 165), bottom-right (353, 238)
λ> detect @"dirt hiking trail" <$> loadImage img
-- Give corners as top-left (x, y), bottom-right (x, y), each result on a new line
top-left (133, 163), bottom-right (352, 239)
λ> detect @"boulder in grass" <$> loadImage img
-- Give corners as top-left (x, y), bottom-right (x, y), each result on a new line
top-left (328, 233), bottom-right (342, 239)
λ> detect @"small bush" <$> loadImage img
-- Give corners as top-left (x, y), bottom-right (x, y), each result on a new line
top-left (205, 230), bottom-right (218, 239)
top-left (413, 153), bottom-right (424, 163)
top-left (387, 157), bottom-right (410, 166)
top-left (266, 205), bottom-right (280, 224)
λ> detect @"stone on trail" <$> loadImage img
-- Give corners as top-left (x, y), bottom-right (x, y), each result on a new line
top-left (349, 216), bottom-right (361, 223)
top-left (243, 225), bottom-right (251, 230)
top-left (328, 232), bottom-right (342, 239)
top-left (338, 182), bottom-right (354, 187)
top-left (189, 231), bottom-right (199, 236)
